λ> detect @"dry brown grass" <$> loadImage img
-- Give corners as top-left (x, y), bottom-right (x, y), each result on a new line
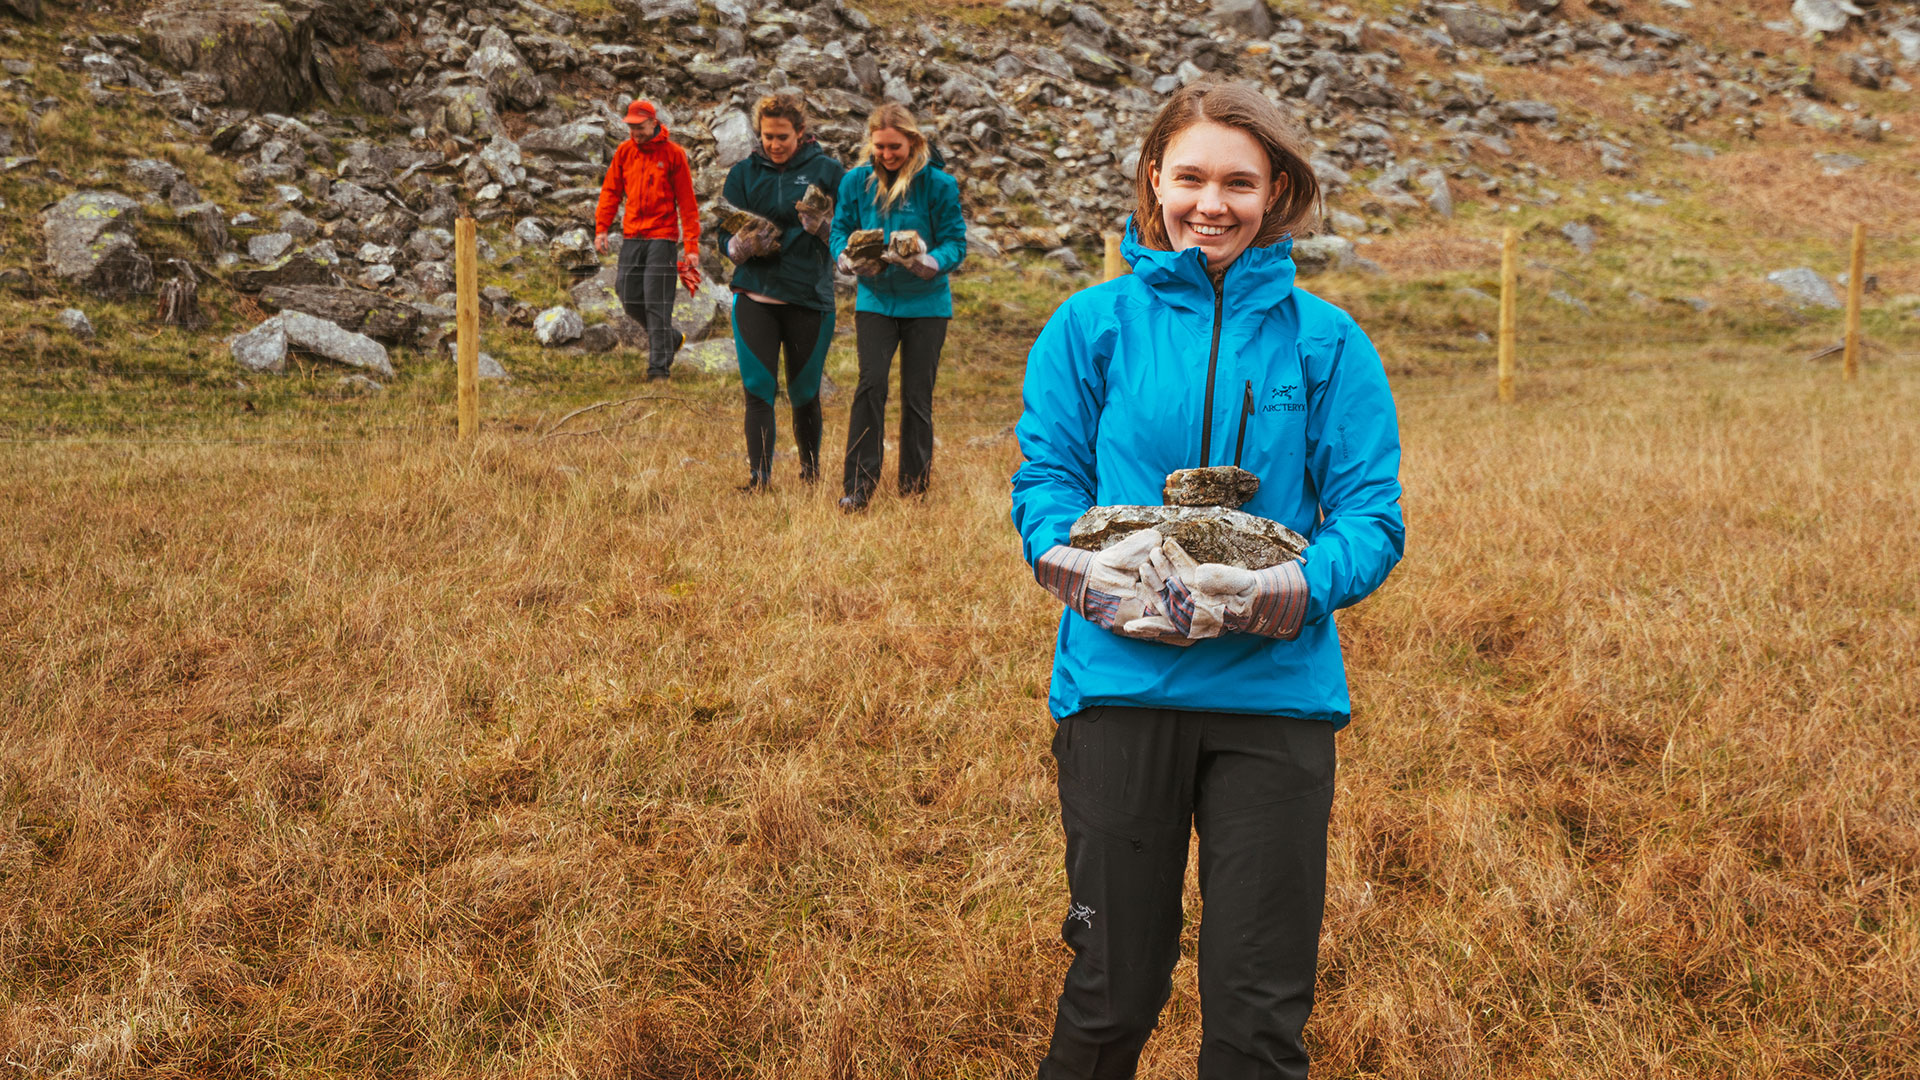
top-left (3, 327), bottom-right (1917, 1077)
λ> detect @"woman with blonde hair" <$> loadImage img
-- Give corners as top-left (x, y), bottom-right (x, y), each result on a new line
top-left (1012, 81), bottom-right (1405, 1078)
top-left (828, 104), bottom-right (967, 512)
top-left (715, 92), bottom-right (845, 490)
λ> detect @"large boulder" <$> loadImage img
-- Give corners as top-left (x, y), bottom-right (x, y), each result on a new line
top-left (707, 110), bottom-right (755, 168)
top-left (259, 285), bottom-right (424, 344)
top-left (42, 192), bottom-right (154, 298)
top-left (1434, 4), bottom-right (1508, 48)
top-left (467, 27), bottom-right (544, 111)
top-left (520, 120), bottom-right (609, 162)
top-left (140, 0), bottom-right (316, 112)
top-left (230, 312), bottom-right (393, 376)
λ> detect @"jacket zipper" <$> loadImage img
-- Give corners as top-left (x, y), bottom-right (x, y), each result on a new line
top-left (1199, 276), bottom-right (1225, 466)
top-left (1233, 379), bottom-right (1254, 469)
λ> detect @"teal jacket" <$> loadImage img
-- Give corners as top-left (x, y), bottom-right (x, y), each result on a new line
top-left (829, 161), bottom-right (967, 319)
top-left (1011, 220), bottom-right (1405, 728)
top-left (717, 140), bottom-right (845, 312)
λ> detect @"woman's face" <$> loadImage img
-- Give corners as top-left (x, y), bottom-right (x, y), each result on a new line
top-left (1149, 120), bottom-right (1282, 274)
top-left (871, 127), bottom-right (912, 172)
top-left (759, 116), bottom-right (799, 164)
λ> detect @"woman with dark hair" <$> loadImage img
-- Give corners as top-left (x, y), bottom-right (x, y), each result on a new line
top-left (828, 103), bottom-right (968, 512)
top-left (1011, 82), bottom-right (1406, 1079)
top-left (714, 92), bottom-right (846, 490)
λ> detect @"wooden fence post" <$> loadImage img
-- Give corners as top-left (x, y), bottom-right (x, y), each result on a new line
top-left (456, 217), bottom-right (479, 441)
top-left (1103, 232), bottom-right (1125, 282)
top-left (1498, 227), bottom-right (1517, 404)
top-left (1843, 223), bottom-right (1865, 382)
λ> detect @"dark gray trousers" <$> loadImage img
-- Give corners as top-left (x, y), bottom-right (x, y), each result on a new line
top-left (617, 237), bottom-right (680, 376)
top-left (842, 312), bottom-right (947, 499)
top-left (1040, 706), bottom-right (1337, 1080)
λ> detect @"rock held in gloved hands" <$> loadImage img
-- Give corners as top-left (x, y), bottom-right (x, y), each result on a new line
top-left (885, 230), bottom-right (926, 261)
top-left (716, 200), bottom-right (781, 260)
top-left (1071, 504), bottom-right (1305, 570)
top-left (1163, 466), bottom-right (1260, 509)
top-left (843, 228), bottom-right (886, 276)
top-left (795, 184), bottom-right (834, 241)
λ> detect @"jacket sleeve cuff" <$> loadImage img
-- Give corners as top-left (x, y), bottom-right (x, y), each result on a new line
top-left (1034, 544), bottom-right (1092, 612)
top-left (1241, 560), bottom-right (1308, 640)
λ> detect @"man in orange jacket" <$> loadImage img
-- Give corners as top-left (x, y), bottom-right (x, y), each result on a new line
top-left (595, 99), bottom-right (701, 381)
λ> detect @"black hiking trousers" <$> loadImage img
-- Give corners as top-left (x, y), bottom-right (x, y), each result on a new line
top-left (617, 237), bottom-right (681, 377)
top-left (841, 311), bottom-right (947, 499)
top-left (1039, 706), bottom-right (1337, 1080)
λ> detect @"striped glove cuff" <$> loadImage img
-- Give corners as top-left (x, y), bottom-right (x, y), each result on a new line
top-left (1231, 561), bottom-right (1309, 640)
top-left (1034, 544), bottom-right (1093, 613)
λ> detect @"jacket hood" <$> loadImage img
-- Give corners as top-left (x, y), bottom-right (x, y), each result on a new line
top-left (1121, 215), bottom-right (1298, 315)
top-left (750, 136), bottom-right (825, 172)
top-left (633, 124), bottom-right (673, 149)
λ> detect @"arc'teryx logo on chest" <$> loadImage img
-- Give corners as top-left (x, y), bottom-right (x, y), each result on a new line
top-left (1264, 385), bottom-right (1304, 413)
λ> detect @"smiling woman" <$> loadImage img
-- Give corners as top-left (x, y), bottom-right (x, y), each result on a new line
top-left (1012, 81), bottom-right (1403, 1079)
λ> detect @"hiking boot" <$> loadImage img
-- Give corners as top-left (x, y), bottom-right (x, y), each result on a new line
top-left (838, 492), bottom-right (869, 514)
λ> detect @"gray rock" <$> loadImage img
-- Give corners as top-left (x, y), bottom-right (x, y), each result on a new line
top-left (1815, 152), bottom-right (1866, 174)
top-left (1790, 0), bottom-right (1859, 35)
top-left (431, 83), bottom-right (504, 139)
top-left (1892, 27), bottom-right (1920, 63)
top-left (478, 135), bottom-right (524, 186)
top-left (1163, 466), bottom-right (1260, 509)
top-left (1421, 169), bottom-right (1454, 218)
top-left (230, 318), bottom-right (288, 372)
top-left (1434, 4), bottom-right (1508, 48)
top-left (551, 228), bottom-right (599, 273)
top-left (673, 280), bottom-right (730, 343)
top-left (1843, 53), bottom-right (1892, 90)
top-left (248, 232), bottom-right (294, 262)
top-left (478, 353), bottom-right (510, 380)
top-left (468, 27), bottom-right (544, 111)
top-left (1671, 141), bottom-right (1716, 160)
top-left (126, 158), bottom-right (185, 193)
top-left (1767, 267), bottom-right (1841, 309)
top-left (1548, 289), bottom-right (1592, 315)
top-left (633, 0), bottom-right (699, 22)
top-left (1209, 0), bottom-right (1271, 38)
top-left (1291, 235), bottom-right (1355, 277)
top-left (260, 284), bottom-right (423, 344)
top-left (232, 251), bottom-right (340, 291)
top-left (577, 324), bottom-right (620, 352)
top-left (534, 306), bottom-right (585, 345)
top-left (1562, 221), bottom-right (1597, 255)
top-left (57, 308), bottom-right (95, 338)
top-left (140, 0), bottom-right (318, 112)
top-left (520, 120), bottom-right (609, 162)
top-left (1070, 504), bottom-right (1307, 570)
top-left (329, 181), bottom-right (388, 219)
top-left (677, 338), bottom-right (740, 375)
top-left (1063, 41), bottom-right (1128, 83)
top-left (1497, 100), bottom-right (1558, 124)
top-left (514, 217), bottom-right (551, 247)
top-left (274, 310), bottom-right (393, 375)
top-left (708, 109), bottom-right (755, 168)
top-left (42, 192), bottom-right (153, 297)
top-left (688, 56), bottom-right (757, 90)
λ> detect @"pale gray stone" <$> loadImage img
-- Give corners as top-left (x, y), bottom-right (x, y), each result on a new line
top-left (248, 232), bottom-right (294, 262)
top-left (281, 310), bottom-right (394, 375)
top-left (677, 338), bottom-right (740, 376)
top-left (230, 318), bottom-right (288, 372)
top-left (1768, 267), bottom-right (1841, 309)
top-left (1209, 0), bottom-right (1271, 38)
top-left (1562, 222), bottom-right (1597, 255)
top-left (57, 308), bottom-right (95, 338)
top-left (1163, 466), bottom-right (1260, 509)
top-left (1790, 0), bottom-right (1860, 35)
top-left (1435, 4), bottom-right (1507, 48)
top-left (708, 109), bottom-right (755, 167)
top-left (534, 306), bottom-right (585, 345)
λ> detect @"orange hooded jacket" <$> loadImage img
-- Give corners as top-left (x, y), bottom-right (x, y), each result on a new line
top-left (594, 125), bottom-right (700, 256)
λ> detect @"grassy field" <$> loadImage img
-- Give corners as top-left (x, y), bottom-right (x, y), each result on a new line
top-left (2, 267), bottom-right (1917, 1077)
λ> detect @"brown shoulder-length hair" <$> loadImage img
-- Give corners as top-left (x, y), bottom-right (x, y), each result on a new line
top-left (1132, 82), bottom-right (1321, 250)
top-left (755, 92), bottom-right (808, 134)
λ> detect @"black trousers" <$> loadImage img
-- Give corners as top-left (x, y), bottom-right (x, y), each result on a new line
top-left (842, 311), bottom-right (947, 499)
top-left (617, 237), bottom-right (680, 376)
top-left (1041, 707), bottom-right (1337, 1080)
top-left (732, 294), bottom-right (830, 484)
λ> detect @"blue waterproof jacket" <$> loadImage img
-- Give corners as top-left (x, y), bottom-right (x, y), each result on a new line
top-left (830, 162), bottom-right (967, 318)
top-left (1010, 221), bottom-right (1405, 728)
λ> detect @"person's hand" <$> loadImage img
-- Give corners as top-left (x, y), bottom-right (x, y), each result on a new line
top-left (838, 252), bottom-right (881, 277)
top-left (727, 236), bottom-right (748, 263)
top-left (1144, 538), bottom-right (1309, 641)
top-left (884, 251), bottom-right (940, 280)
top-left (594, 231), bottom-right (609, 254)
top-left (1035, 530), bottom-right (1193, 647)
top-left (677, 249), bottom-right (693, 270)
top-left (797, 205), bottom-right (832, 241)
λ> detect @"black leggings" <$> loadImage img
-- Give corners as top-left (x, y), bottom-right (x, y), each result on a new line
top-left (842, 312), bottom-right (948, 498)
top-left (731, 294), bottom-right (831, 483)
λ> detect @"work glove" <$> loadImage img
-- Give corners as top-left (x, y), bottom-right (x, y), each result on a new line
top-left (727, 221), bottom-right (781, 263)
top-left (837, 252), bottom-right (882, 278)
top-left (1142, 538), bottom-right (1310, 641)
top-left (795, 190), bottom-right (834, 241)
top-left (1034, 530), bottom-right (1193, 647)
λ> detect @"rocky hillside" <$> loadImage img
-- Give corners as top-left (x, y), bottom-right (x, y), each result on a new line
top-left (0, 0), bottom-right (1916, 379)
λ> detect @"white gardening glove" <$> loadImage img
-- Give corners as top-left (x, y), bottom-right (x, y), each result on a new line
top-left (1144, 537), bottom-right (1310, 641)
top-left (727, 235), bottom-right (748, 263)
top-left (1034, 530), bottom-right (1192, 647)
